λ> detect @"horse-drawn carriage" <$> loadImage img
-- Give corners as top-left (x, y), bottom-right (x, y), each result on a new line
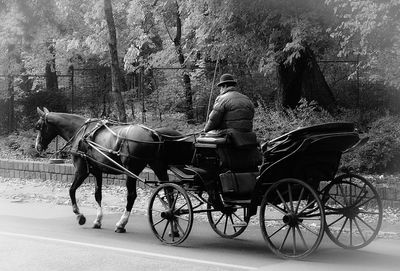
top-left (147, 122), bottom-right (382, 259)
top-left (35, 108), bottom-right (382, 259)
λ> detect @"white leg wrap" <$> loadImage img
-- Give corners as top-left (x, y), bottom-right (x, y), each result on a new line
top-left (116, 210), bottom-right (131, 228)
top-left (93, 206), bottom-right (103, 225)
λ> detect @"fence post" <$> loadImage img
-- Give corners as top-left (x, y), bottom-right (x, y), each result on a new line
top-left (7, 75), bottom-right (14, 132)
top-left (140, 68), bottom-right (146, 123)
top-left (68, 65), bottom-right (74, 113)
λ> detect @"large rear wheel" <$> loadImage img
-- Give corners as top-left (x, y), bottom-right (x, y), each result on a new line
top-left (260, 178), bottom-right (325, 259)
top-left (323, 173), bottom-right (382, 249)
top-left (148, 183), bottom-right (193, 245)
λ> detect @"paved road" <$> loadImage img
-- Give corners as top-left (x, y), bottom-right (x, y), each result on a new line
top-left (0, 199), bottom-right (400, 271)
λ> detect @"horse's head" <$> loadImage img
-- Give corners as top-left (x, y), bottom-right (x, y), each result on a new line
top-left (35, 107), bottom-right (58, 153)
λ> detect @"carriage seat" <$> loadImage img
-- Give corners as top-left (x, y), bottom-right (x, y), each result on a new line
top-left (196, 136), bottom-right (227, 145)
top-left (195, 130), bottom-right (261, 172)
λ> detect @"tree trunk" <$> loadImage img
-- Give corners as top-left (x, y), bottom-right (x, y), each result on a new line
top-left (276, 45), bottom-right (336, 112)
top-left (172, 3), bottom-right (194, 123)
top-left (104, 0), bottom-right (127, 122)
top-left (45, 42), bottom-right (59, 92)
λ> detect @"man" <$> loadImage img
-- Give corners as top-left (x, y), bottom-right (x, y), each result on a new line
top-left (204, 73), bottom-right (254, 133)
top-left (202, 74), bottom-right (257, 209)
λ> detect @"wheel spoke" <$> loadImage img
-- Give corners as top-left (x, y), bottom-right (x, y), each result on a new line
top-left (276, 189), bottom-right (291, 212)
top-left (296, 225), bottom-right (308, 249)
top-left (336, 217), bottom-right (348, 240)
top-left (299, 222), bottom-right (319, 236)
top-left (338, 184), bottom-right (349, 206)
top-left (288, 183), bottom-right (294, 212)
top-left (354, 183), bottom-right (367, 203)
top-left (295, 187), bottom-right (305, 213)
top-left (325, 193), bottom-right (346, 208)
top-left (354, 218), bottom-right (367, 242)
top-left (355, 214), bottom-right (377, 232)
top-left (327, 215), bottom-right (346, 227)
top-left (355, 196), bottom-right (376, 209)
top-left (175, 220), bottom-right (185, 235)
top-left (350, 218), bottom-right (353, 246)
top-left (229, 215), bottom-right (237, 233)
top-left (214, 213), bottom-right (224, 226)
top-left (175, 215), bottom-right (189, 222)
top-left (268, 224), bottom-right (287, 238)
top-left (292, 225), bottom-right (297, 255)
top-left (279, 227), bottom-right (291, 251)
top-left (268, 203), bottom-right (287, 215)
top-left (161, 220), bottom-right (170, 239)
top-left (156, 194), bottom-right (169, 209)
top-left (298, 199), bottom-right (318, 215)
top-left (223, 215), bottom-right (229, 234)
top-left (153, 217), bottom-right (166, 227)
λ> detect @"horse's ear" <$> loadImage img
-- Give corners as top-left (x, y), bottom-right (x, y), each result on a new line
top-left (37, 107), bottom-right (45, 117)
top-left (43, 107), bottom-right (50, 114)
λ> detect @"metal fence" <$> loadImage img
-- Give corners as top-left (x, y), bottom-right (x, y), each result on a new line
top-left (0, 59), bottom-right (375, 134)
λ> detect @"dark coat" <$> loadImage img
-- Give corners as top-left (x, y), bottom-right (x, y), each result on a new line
top-left (204, 86), bottom-right (254, 133)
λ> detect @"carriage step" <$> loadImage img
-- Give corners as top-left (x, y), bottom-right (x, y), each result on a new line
top-left (222, 199), bottom-right (251, 205)
top-left (169, 166), bottom-right (195, 181)
top-left (233, 221), bottom-right (248, 228)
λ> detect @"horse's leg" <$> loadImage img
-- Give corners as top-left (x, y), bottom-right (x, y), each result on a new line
top-left (92, 170), bottom-right (103, 229)
top-left (115, 176), bottom-right (137, 233)
top-left (115, 163), bottom-right (145, 233)
top-left (69, 161), bottom-right (89, 225)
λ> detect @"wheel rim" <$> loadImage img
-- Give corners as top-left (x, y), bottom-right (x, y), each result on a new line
top-left (323, 174), bottom-right (382, 249)
top-left (260, 178), bottom-right (325, 259)
top-left (207, 203), bottom-right (249, 238)
top-left (148, 183), bottom-right (193, 245)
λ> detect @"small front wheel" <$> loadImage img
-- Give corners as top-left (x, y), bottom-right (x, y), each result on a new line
top-left (148, 183), bottom-right (193, 245)
top-left (207, 203), bottom-right (249, 238)
top-left (260, 178), bottom-right (325, 259)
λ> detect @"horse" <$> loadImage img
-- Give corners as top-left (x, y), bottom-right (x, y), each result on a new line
top-left (35, 107), bottom-right (185, 233)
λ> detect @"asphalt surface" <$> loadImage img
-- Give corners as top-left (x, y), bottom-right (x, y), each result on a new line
top-left (1, 199), bottom-right (400, 271)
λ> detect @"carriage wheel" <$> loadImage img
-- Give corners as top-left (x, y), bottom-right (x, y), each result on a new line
top-left (323, 173), bottom-right (382, 249)
top-left (207, 203), bottom-right (249, 238)
top-left (260, 178), bottom-right (325, 259)
top-left (148, 183), bottom-right (193, 245)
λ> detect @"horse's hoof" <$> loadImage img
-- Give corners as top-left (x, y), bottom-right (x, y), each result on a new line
top-left (115, 227), bottom-right (126, 233)
top-left (93, 223), bottom-right (102, 229)
top-left (77, 214), bottom-right (86, 225)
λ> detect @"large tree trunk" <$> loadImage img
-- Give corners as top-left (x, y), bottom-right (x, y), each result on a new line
top-left (104, 0), bottom-right (127, 122)
top-left (172, 3), bottom-right (194, 123)
top-left (45, 42), bottom-right (59, 92)
top-left (276, 45), bottom-right (336, 112)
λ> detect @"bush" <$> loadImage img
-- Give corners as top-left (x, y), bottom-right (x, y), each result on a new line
top-left (343, 115), bottom-right (400, 173)
top-left (253, 99), bottom-right (337, 141)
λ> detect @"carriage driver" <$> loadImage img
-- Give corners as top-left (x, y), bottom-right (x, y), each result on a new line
top-left (203, 73), bottom-right (256, 208)
top-left (204, 73), bottom-right (255, 133)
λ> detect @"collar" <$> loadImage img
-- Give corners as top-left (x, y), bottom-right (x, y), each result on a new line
top-left (220, 86), bottom-right (237, 95)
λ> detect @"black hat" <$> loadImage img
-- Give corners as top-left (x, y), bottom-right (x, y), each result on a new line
top-left (216, 73), bottom-right (237, 87)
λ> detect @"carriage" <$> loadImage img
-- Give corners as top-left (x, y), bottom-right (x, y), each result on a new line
top-left (34, 109), bottom-right (382, 259)
top-left (145, 122), bottom-right (382, 259)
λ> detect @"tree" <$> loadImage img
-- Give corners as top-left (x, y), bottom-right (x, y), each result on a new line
top-left (183, 0), bottom-right (337, 111)
top-left (104, 0), bottom-right (127, 122)
top-left (326, 0), bottom-right (400, 88)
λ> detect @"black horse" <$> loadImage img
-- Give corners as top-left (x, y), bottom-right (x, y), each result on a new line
top-left (35, 107), bottom-right (184, 233)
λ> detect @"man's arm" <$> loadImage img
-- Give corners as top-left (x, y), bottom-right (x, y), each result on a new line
top-left (204, 98), bottom-right (224, 132)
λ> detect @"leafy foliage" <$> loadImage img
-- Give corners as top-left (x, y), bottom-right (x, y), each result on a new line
top-left (343, 115), bottom-right (400, 173)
